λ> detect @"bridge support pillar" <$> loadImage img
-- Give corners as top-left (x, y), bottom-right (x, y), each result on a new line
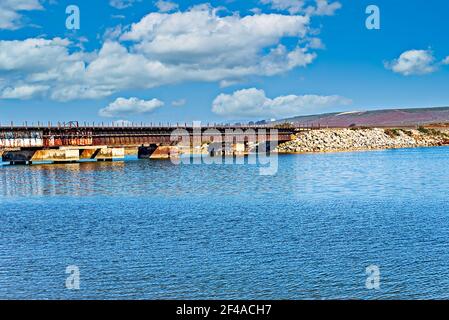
top-left (96, 147), bottom-right (125, 161)
top-left (2, 149), bottom-right (80, 164)
top-left (138, 145), bottom-right (179, 159)
top-left (2, 147), bottom-right (125, 165)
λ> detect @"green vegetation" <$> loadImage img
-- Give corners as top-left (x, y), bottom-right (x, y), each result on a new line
top-left (349, 125), bottom-right (370, 130)
top-left (384, 128), bottom-right (401, 138)
top-left (417, 126), bottom-right (430, 134)
top-left (274, 123), bottom-right (295, 129)
top-left (418, 126), bottom-right (449, 138)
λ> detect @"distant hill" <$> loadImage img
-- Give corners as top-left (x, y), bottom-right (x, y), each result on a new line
top-left (274, 107), bottom-right (449, 128)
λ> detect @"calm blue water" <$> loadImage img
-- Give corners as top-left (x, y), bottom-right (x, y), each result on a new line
top-left (1, 147), bottom-right (449, 300)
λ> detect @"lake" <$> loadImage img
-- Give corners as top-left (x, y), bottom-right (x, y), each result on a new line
top-left (1, 147), bottom-right (449, 299)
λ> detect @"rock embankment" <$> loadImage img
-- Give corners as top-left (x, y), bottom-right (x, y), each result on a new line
top-left (277, 128), bottom-right (449, 153)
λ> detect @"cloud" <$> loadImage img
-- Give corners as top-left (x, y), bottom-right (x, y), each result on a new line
top-left (0, 5), bottom-right (330, 102)
top-left (212, 88), bottom-right (352, 118)
top-left (155, 0), bottom-right (178, 13)
top-left (443, 56), bottom-right (449, 65)
top-left (0, 0), bottom-right (44, 30)
top-left (99, 97), bottom-right (164, 117)
top-left (219, 79), bottom-right (245, 88)
top-left (260, 0), bottom-right (341, 16)
top-left (312, 0), bottom-right (342, 16)
top-left (0, 84), bottom-right (49, 99)
top-left (260, 0), bottom-right (305, 14)
top-left (120, 6), bottom-right (314, 74)
top-left (109, 0), bottom-right (139, 9)
top-left (120, 6), bottom-right (310, 52)
top-left (171, 98), bottom-right (186, 107)
top-left (307, 37), bottom-right (325, 49)
top-left (0, 37), bottom-right (93, 100)
top-left (0, 38), bottom-right (72, 72)
top-left (103, 25), bottom-right (124, 41)
top-left (385, 50), bottom-right (437, 76)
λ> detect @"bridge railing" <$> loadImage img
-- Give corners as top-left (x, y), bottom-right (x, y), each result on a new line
top-left (0, 121), bottom-right (301, 130)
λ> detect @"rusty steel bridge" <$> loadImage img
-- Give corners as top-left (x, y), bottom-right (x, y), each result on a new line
top-left (0, 123), bottom-right (297, 149)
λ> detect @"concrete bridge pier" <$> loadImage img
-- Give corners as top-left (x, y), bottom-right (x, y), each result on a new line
top-left (138, 144), bottom-right (179, 159)
top-left (207, 142), bottom-right (247, 157)
top-left (2, 147), bottom-right (125, 165)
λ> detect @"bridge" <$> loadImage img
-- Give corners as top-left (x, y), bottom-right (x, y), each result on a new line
top-left (0, 123), bottom-right (297, 165)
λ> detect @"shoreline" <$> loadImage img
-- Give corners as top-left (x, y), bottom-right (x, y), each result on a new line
top-left (277, 144), bottom-right (448, 155)
top-left (276, 127), bottom-right (449, 154)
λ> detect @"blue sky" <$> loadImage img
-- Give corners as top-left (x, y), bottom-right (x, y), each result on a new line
top-left (0, 0), bottom-right (448, 124)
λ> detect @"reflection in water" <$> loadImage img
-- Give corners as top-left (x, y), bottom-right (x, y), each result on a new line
top-left (1, 161), bottom-right (127, 197)
top-left (1, 157), bottom-right (294, 199)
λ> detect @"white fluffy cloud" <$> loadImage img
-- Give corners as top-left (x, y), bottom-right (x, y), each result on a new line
top-left (385, 50), bottom-right (437, 76)
top-left (1, 85), bottom-right (49, 99)
top-left (0, 38), bottom-right (74, 72)
top-left (0, 5), bottom-right (330, 101)
top-left (313, 0), bottom-right (342, 16)
top-left (155, 0), bottom-right (178, 12)
top-left (0, 0), bottom-right (43, 29)
top-left (120, 6), bottom-right (310, 64)
top-left (99, 97), bottom-right (164, 117)
top-left (0, 37), bottom-right (92, 100)
top-left (212, 88), bottom-right (352, 118)
top-left (260, 0), bottom-right (341, 16)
